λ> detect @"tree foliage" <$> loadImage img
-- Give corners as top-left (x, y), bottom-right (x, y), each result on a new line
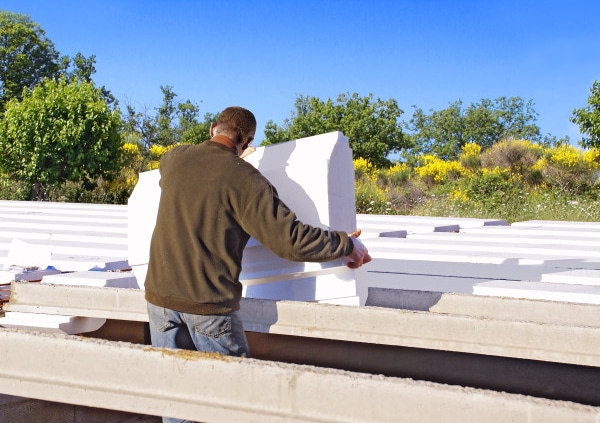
top-left (0, 10), bottom-right (113, 112)
top-left (0, 10), bottom-right (62, 108)
top-left (407, 97), bottom-right (543, 161)
top-left (571, 80), bottom-right (600, 149)
top-left (0, 77), bottom-right (122, 199)
top-left (123, 85), bottom-right (216, 151)
top-left (263, 92), bottom-right (408, 168)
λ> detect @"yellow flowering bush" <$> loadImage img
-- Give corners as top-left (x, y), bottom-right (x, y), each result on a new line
top-left (459, 143), bottom-right (482, 172)
top-left (120, 142), bottom-right (142, 170)
top-left (415, 155), bottom-right (463, 184)
top-left (353, 157), bottom-right (376, 179)
top-left (536, 144), bottom-right (599, 193)
top-left (449, 188), bottom-right (469, 203)
top-left (461, 143), bottom-right (482, 156)
top-left (532, 157), bottom-right (547, 172)
top-left (106, 142), bottom-right (143, 198)
top-left (145, 144), bottom-right (176, 171)
top-left (148, 144), bottom-right (171, 160)
top-left (382, 162), bottom-right (410, 185)
top-left (481, 166), bottom-right (510, 178)
top-left (355, 176), bottom-right (390, 214)
top-left (121, 142), bottom-right (141, 156)
top-left (583, 148), bottom-right (600, 168)
top-left (549, 145), bottom-right (583, 168)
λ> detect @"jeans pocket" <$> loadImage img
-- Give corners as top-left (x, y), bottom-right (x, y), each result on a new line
top-left (156, 320), bottom-right (177, 333)
top-left (192, 314), bottom-right (232, 338)
top-left (147, 303), bottom-right (175, 333)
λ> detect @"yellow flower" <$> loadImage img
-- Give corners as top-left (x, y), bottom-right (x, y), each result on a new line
top-left (148, 144), bottom-right (171, 159)
top-left (532, 158), bottom-right (547, 172)
top-left (121, 142), bottom-right (140, 155)
top-left (415, 155), bottom-right (463, 183)
top-left (145, 160), bottom-right (160, 171)
top-left (460, 142), bottom-right (481, 158)
top-left (353, 157), bottom-right (375, 177)
top-left (549, 145), bottom-right (582, 168)
top-left (449, 188), bottom-right (469, 202)
top-left (583, 148), bottom-right (600, 168)
top-left (382, 162), bottom-right (410, 184)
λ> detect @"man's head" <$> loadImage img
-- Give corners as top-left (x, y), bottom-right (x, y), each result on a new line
top-left (211, 106), bottom-right (256, 153)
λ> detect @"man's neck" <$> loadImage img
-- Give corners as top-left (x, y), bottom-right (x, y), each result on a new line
top-left (210, 134), bottom-right (236, 152)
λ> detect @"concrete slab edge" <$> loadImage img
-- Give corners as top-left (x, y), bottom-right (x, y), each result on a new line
top-left (1, 328), bottom-right (598, 423)
top-left (5, 283), bottom-right (600, 366)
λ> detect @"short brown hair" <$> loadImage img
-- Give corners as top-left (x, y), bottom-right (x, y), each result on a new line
top-left (216, 106), bottom-right (257, 145)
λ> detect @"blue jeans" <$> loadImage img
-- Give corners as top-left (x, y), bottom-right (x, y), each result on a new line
top-left (146, 302), bottom-right (250, 423)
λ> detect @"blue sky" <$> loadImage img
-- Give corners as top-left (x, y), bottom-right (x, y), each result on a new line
top-left (2, 0), bottom-right (599, 146)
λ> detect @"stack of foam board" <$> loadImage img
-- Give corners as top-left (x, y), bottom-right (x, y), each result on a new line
top-left (128, 131), bottom-right (361, 305)
top-left (356, 213), bottom-right (508, 239)
top-left (357, 217), bottom-right (600, 305)
top-left (0, 200), bottom-right (130, 274)
top-left (0, 200), bottom-right (133, 331)
top-left (1, 132), bottom-right (362, 331)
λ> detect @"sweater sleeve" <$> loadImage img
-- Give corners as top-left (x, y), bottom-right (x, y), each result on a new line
top-left (239, 179), bottom-right (353, 262)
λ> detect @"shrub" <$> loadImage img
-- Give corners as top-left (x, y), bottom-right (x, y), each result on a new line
top-left (46, 177), bottom-right (134, 204)
top-left (459, 143), bottom-right (482, 172)
top-left (355, 180), bottom-right (390, 214)
top-left (385, 178), bottom-right (429, 215)
top-left (353, 157), bottom-right (376, 179)
top-left (144, 144), bottom-right (173, 171)
top-left (0, 175), bottom-right (29, 200)
top-left (381, 162), bottom-right (411, 185)
top-left (414, 155), bottom-right (463, 185)
top-left (481, 138), bottom-right (542, 175)
top-left (466, 167), bottom-right (514, 196)
top-left (539, 145), bottom-right (600, 194)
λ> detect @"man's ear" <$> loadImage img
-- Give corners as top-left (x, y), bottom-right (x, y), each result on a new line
top-left (209, 122), bottom-right (217, 137)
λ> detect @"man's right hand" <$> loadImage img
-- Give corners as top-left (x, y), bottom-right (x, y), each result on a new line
top-left (345, 231), bottom-right (372, 269)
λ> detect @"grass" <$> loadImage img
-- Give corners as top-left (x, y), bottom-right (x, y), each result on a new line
top-left (407, 189), bottom-right (600, 223)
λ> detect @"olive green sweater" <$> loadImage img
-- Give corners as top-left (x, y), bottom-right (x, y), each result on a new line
top-left (144, 140), bottom-right (354, 314)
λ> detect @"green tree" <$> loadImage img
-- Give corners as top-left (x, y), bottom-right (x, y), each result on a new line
top-left (0, 11), bottom-right (112, 112)
top-left (571, 80), bottom-right (600, 149)
top-left (63, 52), bottom-right (116, 108)
top-left (0, 77), bottom-right (122, 200)
top-left (0, 10), bottom-right (62, 108)
top-left (407, 97), bottom-right (542, 161)
top-left (264, 93), bottom-right (408, 168)
top-left (124, 86), bottom-right (214, 150)
top-left (179, 103), bottom-right (217, 145)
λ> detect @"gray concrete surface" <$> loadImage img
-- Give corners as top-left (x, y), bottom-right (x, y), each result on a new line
top-left (1, 328), bottom-right (599, 423)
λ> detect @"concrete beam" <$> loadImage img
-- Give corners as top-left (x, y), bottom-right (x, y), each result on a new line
top-left (5, 282), bottom-right (600, 367)
top-left (473, 280), bottom-right (600, 304)
top-left (6, 282), bottom-right (147, 321)
top-left (1, 328), bottom-right (598, 423)
top-left (365, 288), bottom-right (600, 327)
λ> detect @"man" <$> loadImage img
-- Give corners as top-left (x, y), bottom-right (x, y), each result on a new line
top-left (145, 106), bottom-right (371, 361)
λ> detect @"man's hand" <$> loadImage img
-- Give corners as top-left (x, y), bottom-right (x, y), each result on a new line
top-left (345, 229), bottom-right (372, 269)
